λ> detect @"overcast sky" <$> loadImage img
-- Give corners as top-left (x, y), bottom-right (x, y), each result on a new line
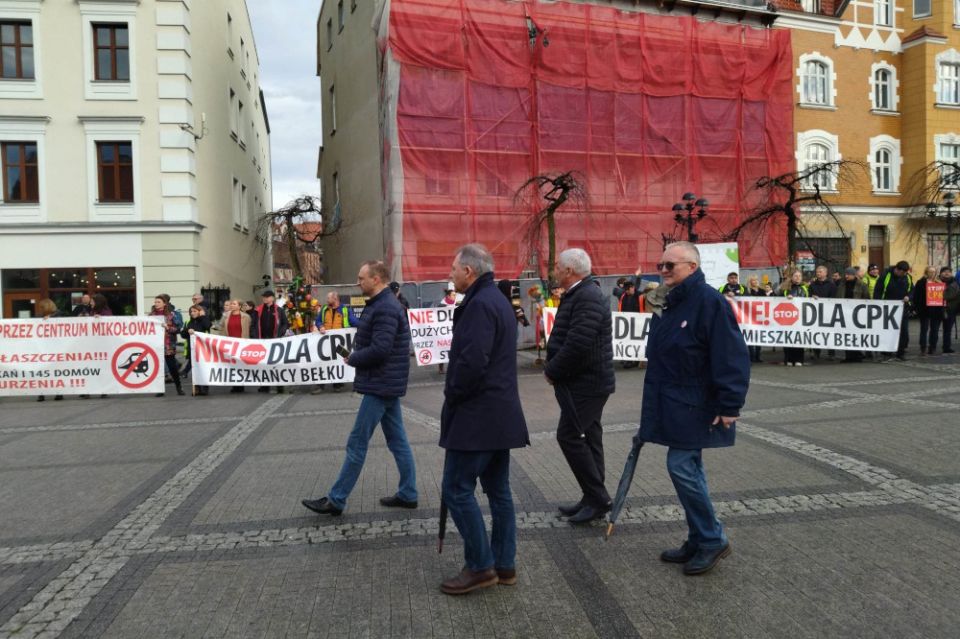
top-left (248, 0), bottom-right (322, 210)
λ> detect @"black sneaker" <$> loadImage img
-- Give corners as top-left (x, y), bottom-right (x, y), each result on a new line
top-left (379, 495), bottom-right (418, 509)
top-left (660, 541), bottom-right (697, 564)
top-left (301, 497), bottom-right (342, 516)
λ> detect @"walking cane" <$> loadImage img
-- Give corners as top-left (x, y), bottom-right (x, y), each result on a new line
top-left (438, 499), bottom-right (448, 553)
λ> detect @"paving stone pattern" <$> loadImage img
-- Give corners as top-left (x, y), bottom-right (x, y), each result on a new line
top-left (0, 355), bottom-right (959, 637)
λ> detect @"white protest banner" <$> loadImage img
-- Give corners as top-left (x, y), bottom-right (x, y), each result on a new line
top-left (697, 242), bottom-right (740, 289)
top-left (542, 307), bottom-right (651, 361)
top-left (190, 329), bottom-right (355, 386)
top-left (729, 298), bottom-right (905, 351)
top-left (407, 307), bottom-right (454, 366)
top-left (612, 312), bottom-right (653, 361)
top-left (0, 317), bottom-right (165, 396)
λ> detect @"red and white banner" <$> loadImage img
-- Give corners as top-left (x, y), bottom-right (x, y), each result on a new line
top-left (190, 329), bottom-right (356, 386)
top-left (542, 307), bottom-right (651, 361)
top-left (407, 307), bottom-right (454, 367)
top-left (0, 317), bottom-right (165, 396)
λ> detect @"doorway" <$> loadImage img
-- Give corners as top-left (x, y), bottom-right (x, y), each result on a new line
top-left (3, 292), bottom-right (39, 318)
top-left (868, 225), bottom-right (886, 269)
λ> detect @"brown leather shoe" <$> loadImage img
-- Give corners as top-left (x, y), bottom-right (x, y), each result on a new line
top-left (440, 567), bottom-right (498, 595)
top-left (496, 568), bottom-right (517, 586)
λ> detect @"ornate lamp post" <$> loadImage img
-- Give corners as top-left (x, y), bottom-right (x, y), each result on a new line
top-left (927, 190), bottom-right (957, 269)
top-left (672, 192), bottom-right (709, 243)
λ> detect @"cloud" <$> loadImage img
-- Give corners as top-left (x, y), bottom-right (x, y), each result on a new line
top-left (248, 0), bottom-right (322, 210)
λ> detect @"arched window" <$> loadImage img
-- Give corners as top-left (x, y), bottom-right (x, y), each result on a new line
top-left (874, 148), bottom-right (892, 191)
top-left (801, 61), bottom-right (829, 105)
top-left (874, 69), bottom-right (891, 110)
top-left (803, 143), bottom-right (834, 190)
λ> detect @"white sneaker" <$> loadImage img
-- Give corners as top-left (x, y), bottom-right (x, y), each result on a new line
top-left (795, 362), bottom-right (803, 367)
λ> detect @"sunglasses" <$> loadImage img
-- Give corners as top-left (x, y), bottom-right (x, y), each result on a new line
top-left (656, 261), bottom-right (695, 271)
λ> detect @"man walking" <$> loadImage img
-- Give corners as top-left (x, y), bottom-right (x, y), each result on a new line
top-left (439, 244), bottom-right (529, 595)
top-left (873, 260), bottom-right (913, 361)
top-left (638, 241), bottom-right (750, 576)
top-left (301, 261), bottom-right (418, 516)
top-left (544, 248), bottom-right (615, 524)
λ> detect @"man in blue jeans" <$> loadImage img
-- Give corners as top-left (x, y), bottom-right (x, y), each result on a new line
top-left (301, 260), bottom-right (417, 516)
top-left (439, 244), bottom-right (529, 595)
top-left (638, 241), bottom-right (750, 576)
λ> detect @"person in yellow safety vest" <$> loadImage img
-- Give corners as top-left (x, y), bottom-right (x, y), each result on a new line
top-left (863, 263), bottom-right (881, 298)
top-left (718, 272), bottom-right (747, 297)
top-left (545, 282), bottom-right (564, 308)
top-left (314, 291), bottom-right (351, 331)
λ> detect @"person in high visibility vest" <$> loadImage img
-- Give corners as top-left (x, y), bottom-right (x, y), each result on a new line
top-left (311, 291), bottom-right (350, 392)
top-left (782, 270), bottom-right (809, 367)
top-left (718, 272), bottom-right (747, 297)
top-left (874, 260), bottom-right (913, 360)
top-left (863, 263), bottom-right (881, 298)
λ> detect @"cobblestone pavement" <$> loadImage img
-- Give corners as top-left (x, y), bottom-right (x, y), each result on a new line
top-left (1, 350), bottom-right (959, 638)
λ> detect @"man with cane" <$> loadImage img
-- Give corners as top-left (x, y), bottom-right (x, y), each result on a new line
top-left (637, 241), bottom-right (750, 575)
top-left (543, 248), bottom-right (616, 524)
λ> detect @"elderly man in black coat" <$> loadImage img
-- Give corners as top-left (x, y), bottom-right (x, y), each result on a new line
top-left (544, 248), bottom-right (616, 524)
top-left (639, 241), bottom-right (750, 576)
top-left (439, 243), bottom-right (529, 596)
top-left (301, 260), bottom-right (417, 517)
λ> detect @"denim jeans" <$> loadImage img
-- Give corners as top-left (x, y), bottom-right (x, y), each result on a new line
top-left (442, 449), bottom-right (516, 572)
top-left (666, 448), bottom-right (726, 550)
top-left (327, 394), bottom-right (417, 510)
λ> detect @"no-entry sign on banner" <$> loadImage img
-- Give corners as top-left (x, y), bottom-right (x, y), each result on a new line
top-left (190, 329), bottom-right (356, 386)
top-left (407, 307), bottom-right (454, 366)
top-left (730, 298), bottom-right (905, 351)
top-left (0, 317), bottom-right (165, 396)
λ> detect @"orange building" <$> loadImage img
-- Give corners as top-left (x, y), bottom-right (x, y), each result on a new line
top-left (776, 0), bottom-right (960, 272)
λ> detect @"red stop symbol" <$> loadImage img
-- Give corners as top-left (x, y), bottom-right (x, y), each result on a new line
top-left (773, 302), bottom-right (800, 326)
top-left (239, 343), bottom-right (267, 365)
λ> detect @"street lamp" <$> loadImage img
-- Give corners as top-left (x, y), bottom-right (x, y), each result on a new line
top-left (926, 190), bottom-right (957, 269)
top-left (672, 192), bottom-right (709, 243)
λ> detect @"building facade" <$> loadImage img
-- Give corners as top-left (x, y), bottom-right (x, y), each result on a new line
top-left (317, 0), bottom-right (959, 282)
top-left (0, 0), bottom-right (272, 319)
top-left (780, 0), bottom-right (960, 273)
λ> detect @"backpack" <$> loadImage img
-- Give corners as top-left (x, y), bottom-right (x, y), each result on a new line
top-left (171, 308), bottom-right (184, 331)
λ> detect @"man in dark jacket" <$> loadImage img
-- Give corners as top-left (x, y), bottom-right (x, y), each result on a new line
top-left (873, 260), bottom-right (913, 361)
top-left (839, 267), bottom-right (870, 362)
top-left (940, 267), bottom-right (958, 353)
top-left (912, 266), bottom-right (944, 356)
top-left (809, 265), bottom-right (838, 360)
top-left (301, 261), bottom-right (417, 516)
top-left (638, 241), bottom-right (750, 576)
top-left (251, 290), bottom-right (290, 392)
top-left (439, 244), bottom-right (529, 596)
top-left (544, 249), bottom-right (616, 524)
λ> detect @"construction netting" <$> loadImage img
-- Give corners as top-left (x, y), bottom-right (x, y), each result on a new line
top-left (379, 0), bottom-right (794, 280)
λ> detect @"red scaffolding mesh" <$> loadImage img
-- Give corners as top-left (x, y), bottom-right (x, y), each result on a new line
top-left (385, 0), bottom-right (794, 279)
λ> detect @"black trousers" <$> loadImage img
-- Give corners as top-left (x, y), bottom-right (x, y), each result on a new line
top-left (555, 389), bottom-right (611, 508)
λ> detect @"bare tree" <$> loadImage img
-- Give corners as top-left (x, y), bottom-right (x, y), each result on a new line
top-left (901, 161), bottom-right (959, 266)
top-left (514, 171), bottom-right (589, 281)
top-left (725, 161), bottom-right (863, 271)
top-left (255, 195), bottom-right (341, 282)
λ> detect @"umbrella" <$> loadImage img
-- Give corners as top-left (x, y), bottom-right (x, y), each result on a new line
top-left (438, 499), bottom-right (447, 553)
top-left (605, 435), bottom-right (644, 540)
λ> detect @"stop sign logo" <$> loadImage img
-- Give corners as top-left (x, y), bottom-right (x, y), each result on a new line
top-left (239, 343), bottom-right (267, 365)
top-left (772, 302), bottom-right (800, 326)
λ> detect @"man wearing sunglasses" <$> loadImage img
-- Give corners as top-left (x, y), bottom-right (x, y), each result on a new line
top-left (637, 241), bottom-right (750, 575)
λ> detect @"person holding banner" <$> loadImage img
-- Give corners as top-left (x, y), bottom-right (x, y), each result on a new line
top-left (838, 267), bottom-right (871, 363)
top-left (35, 299), bottom-right (64, 402)
top-left (150, 297), bottom-right (184, 397)
top-left (781, 270), bottom-right (809, 367)
top-left (301, 260), bottom-right (417, 517)
top-left (940, 267), bottom-right (958, 354)
top-left (874, 261), bottom-right (913, 361)
top-left (639, 241), bottom-right (750, 576)
top-left (438, 244), bottom-right (529, 595)
top-left (544, 248), bottom-right (616, 525)
top-left (914, 267), bottom-right (944, 356)
top-left (220, 300), bottom-right (251, 393)
top-left (182, 305), bottom-right (211, 396)
top-left (251, 290), bottom-right (290, 393)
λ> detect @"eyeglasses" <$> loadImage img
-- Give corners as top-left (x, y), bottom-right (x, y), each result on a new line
top-left (656, 261), bottom-right (695, 271)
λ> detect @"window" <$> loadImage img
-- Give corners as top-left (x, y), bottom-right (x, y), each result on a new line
top-left (351, 0), bottom-right (358, 12)
top-left (797, 130), bottom-right (840, 192)
top-left (96, 142), bottom-right (133, 203)
top-left (238, 101), bottom-right (245, 145)
top-left (914, 0), bottom-right (931, 17)
top-left (338, 0), bottom-right (345, 32)
top-left (875, 149), bottom-right (892, 191)
top-left (241, 183), bottom-right (248, 230)
top-left (226, 12), bottom-right (233, 56)
top-left (870, 63), bottom-right (899, 111)
top-left (329, 84), bottom-right (337, 134)
top-left (868, 136), bottom-right (901, 193)
top-left (938, 61), bottom-right (960, 105)
top-left (333, 171), bottom-right (340, 203)
top-left (798, 55), bottom-right (835, 106)
top-left (240, 38), bottom-right (246, 77)
top-left (326, 18), bottom-right (333, 51)
top-left (92, 23), bottom-right (129, 81)
top-left (801, 0), bottom-right (820, 11)
top-left (875, 0), bottom-right (892, 26)
top-left (938, 140), bottom-right (960, 186)
top-left (0, 21), bottom-right (33, 79)
top-left (229, 88), bottom-right (237, 137)
top-left (1, 142), bottom-right (37, 202)
top-left (232, 177), bottom-right (240, 227)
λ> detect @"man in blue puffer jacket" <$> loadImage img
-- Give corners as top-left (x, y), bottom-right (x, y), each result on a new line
top-left (638, 241), bottom-right (750, 576)
top-left (301, 260), bottom-right (417, 516)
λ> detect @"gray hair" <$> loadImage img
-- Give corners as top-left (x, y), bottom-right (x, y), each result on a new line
top-left (455, 243), bottom-right (494, 276)
top-left (557, 248), bottom-right (592, 276)
top-left (665, 241), bottom-right (700, 264)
